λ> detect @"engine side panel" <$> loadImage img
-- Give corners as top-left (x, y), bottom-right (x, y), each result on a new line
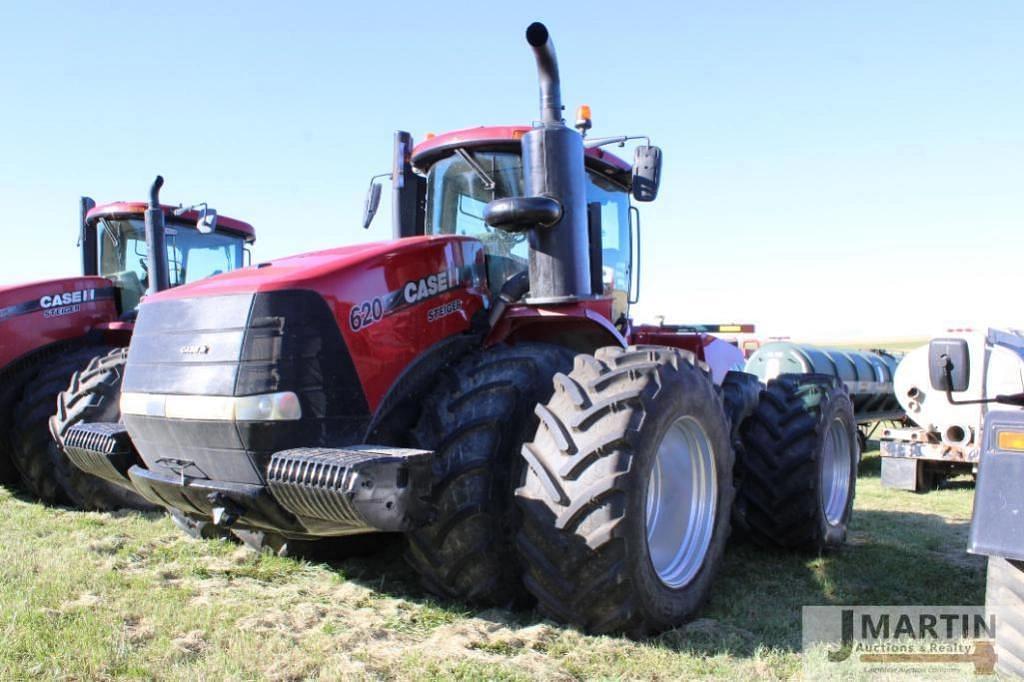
top-left (0, 277), bottom-right (118, 368)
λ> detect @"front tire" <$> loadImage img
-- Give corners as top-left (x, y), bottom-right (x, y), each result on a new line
top-left (10, 346), bottom-right (122, 505)
top-left (49, 347), bottom-right (155, 510)
top-left (404, 343), bottom-right (575, 606)
top-left (516, 346), bottom-right (734, 636)
top-left (733, 374), bottom-right (858, 551)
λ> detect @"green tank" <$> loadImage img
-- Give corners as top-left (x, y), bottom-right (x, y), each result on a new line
top-left (744, 342), bottom-right (902, 421)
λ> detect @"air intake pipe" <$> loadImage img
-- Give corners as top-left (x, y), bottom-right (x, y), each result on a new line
top-left (484, 22), bottom-right (592, 303)
top-left (144, 175), bottom-right (170, 294)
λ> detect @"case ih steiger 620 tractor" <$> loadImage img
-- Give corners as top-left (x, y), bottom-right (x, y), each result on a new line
top-left (0, 177), bottom-right (254, 509)
top-left (61, 23), bottom-right (859, 635)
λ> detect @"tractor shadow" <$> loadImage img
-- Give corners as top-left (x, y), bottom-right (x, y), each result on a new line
top-left (289, 505), bottom-right (984, 658)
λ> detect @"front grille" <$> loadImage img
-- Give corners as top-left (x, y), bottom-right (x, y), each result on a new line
top-left (62, 422), bottom-right (135, 488)
top-left (123, 290), bottom-right (370, 485)
top-left (266, 446), bottom-right (434, 532)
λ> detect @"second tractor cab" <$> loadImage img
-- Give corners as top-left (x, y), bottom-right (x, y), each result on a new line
top-left (62, 23), bottom-right (858, 636)
top-left (0, 176), bottom-right (254, 510)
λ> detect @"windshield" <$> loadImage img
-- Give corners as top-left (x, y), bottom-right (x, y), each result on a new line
top-left (425, 151), bottom-right (528, 287)
top-left (98, 218), bottom-right (246, 311)
top-left (424, 150), bottom-right (632, 309)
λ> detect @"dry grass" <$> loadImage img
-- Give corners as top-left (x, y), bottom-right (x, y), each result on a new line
top-left (0, 446), bottom-right (981, 680)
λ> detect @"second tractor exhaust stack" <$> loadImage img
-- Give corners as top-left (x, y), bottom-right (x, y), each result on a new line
top-left (485, 22), bottom-right (592, 303)
top-left (145, 175), bottom-right (170, 294)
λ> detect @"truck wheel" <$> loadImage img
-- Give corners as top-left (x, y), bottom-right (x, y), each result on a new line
top-left (516, 346), bottom-right (734, 636)
top-left (49, 347), bottom-right (155, 511)
top-left (987, 556), bottom-right (1024, 676)
top-left (405, 343), bottom-right (575, 606)
top-left (733, 374), bottom-right (858, 551)
top-left (9, 347), bottom-right (121, 504)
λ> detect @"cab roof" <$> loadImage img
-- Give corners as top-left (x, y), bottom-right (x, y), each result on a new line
top-left (411, 125), bottom-right (632, 185)
top-left (86, 201), bottom-right (256, 242)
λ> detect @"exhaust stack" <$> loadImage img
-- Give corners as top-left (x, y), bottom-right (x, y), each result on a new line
top-left (482, 22), bottom-right (593, 302)
top-left (520, 22), bottom-right (590, 303)
top-left (526, 22), bottom-right (563, 125)
top-left (144, 175), bottom-right (170, 294)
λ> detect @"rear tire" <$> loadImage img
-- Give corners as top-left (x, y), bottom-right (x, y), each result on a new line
top-left (49, 347), bottom-right (155, 510)
top-left (0, 363), bottom-right (35, 485)
top-left (404, 343), bottom-right (575, 606)
top-left (987, 556), bottom-right (1024, 677)
top-left (516, 346), bottom-right (734, 636)
top-left (733, 374), bottom-right (858, 551)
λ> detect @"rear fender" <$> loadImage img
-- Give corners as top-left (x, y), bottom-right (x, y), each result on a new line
top-left (486, 301), bottom-right (625, 355)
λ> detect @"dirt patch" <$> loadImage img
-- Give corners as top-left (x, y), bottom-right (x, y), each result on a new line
top-left (171, 629), bottom-right (208, 658)
top-left (60, 593), bottom-right (101, 611)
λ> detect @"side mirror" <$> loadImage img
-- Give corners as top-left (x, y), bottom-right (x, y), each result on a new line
top-left (632, 145), bottom-right (662, 202)
top-left (929, 338), bottom-right (970, 392)
top-left (363, 182), bottom-right (383, 229)
top-left (196, 206), bottom-right (217, 234)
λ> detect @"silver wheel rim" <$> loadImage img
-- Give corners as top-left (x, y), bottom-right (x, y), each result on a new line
top-left (645, 416), bottom-right (718, 589)
top-left (821, 417), bottom-right (853, 525)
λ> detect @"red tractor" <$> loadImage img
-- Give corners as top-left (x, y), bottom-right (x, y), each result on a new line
top-left (60, 23), bottom-right (858, 635)
top-left (0, 177), bottom-right (254, 509)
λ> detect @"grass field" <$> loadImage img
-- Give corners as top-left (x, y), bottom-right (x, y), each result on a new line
top-left (0, 447), bottom-right (982, 680)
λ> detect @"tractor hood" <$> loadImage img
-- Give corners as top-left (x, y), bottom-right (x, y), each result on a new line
top-left (120, 234), bottom-right (490, 492)
top-left (143, 236), bottom-right (479, 303)
top-left (0, 276), bottom-right (118, 368)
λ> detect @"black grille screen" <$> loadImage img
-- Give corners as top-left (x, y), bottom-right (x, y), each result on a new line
top-left (124, 290), bottom-right (370, 485)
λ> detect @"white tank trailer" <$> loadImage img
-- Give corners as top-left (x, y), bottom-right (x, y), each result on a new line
top-left (880, 329), bottom-right (1024, 492)
top-left (744, 342), bottom-right (903, 443)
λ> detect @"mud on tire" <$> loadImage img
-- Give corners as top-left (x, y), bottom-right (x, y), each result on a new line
top-left (516, 346), bottom-right (735, 636)
top-left (733, 373), bottom-right (858, 551)
top-left (404, 342), bottom-right (575, 606)
top-left (49, 347), bottom-right (155, 510)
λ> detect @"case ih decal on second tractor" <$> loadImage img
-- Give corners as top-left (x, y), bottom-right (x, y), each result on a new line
top-left (61, 22), bottom-right (859, 636)
top-left (0, 176), bottom-right (255, 511)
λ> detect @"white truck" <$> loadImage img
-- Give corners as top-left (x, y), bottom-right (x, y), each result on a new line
top-left (880, 329), bottom-right (1024, 491)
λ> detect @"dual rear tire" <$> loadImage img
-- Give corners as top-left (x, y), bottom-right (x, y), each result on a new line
top-left (732, 374), bottom-right (858, 551)
top-left (515, 346), bottom-right (734, 636)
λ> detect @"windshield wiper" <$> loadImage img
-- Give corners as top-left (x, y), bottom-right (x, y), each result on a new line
top-left (455, 148), bottom-right (496, 191)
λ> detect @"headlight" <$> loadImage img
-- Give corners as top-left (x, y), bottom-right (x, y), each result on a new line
top-left (120, 391), bottom-right (302, 422)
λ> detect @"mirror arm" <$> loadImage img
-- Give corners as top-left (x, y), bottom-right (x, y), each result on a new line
top-left (941, 361), bottom-right (1024, 406)
top-left (584, 135), bottom-right (651, 150)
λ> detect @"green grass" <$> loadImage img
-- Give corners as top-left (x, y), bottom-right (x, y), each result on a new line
top-left (0, 446), bottom-right (983, 680)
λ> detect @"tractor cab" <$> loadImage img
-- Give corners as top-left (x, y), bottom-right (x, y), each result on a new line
top-left (408, 126), bottom-right (638, 324)
top-left (80, 197), bottom-right (255, 313)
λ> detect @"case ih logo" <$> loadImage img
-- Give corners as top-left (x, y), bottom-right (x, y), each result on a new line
top-left (403, 268), bottom-right (460, 305)
top-left (40, 289), bottom-right (97, 309)
top-left (0, 286), bottom-right (113, 323)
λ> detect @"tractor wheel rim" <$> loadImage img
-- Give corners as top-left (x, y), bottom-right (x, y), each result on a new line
top-left (821, 416), bottom-right (852, 525)
top-left (645, 416), bottom-right (718, 589)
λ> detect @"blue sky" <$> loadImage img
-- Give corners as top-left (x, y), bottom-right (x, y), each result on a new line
top-left (1, 1), bottom-right (1020, 340)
